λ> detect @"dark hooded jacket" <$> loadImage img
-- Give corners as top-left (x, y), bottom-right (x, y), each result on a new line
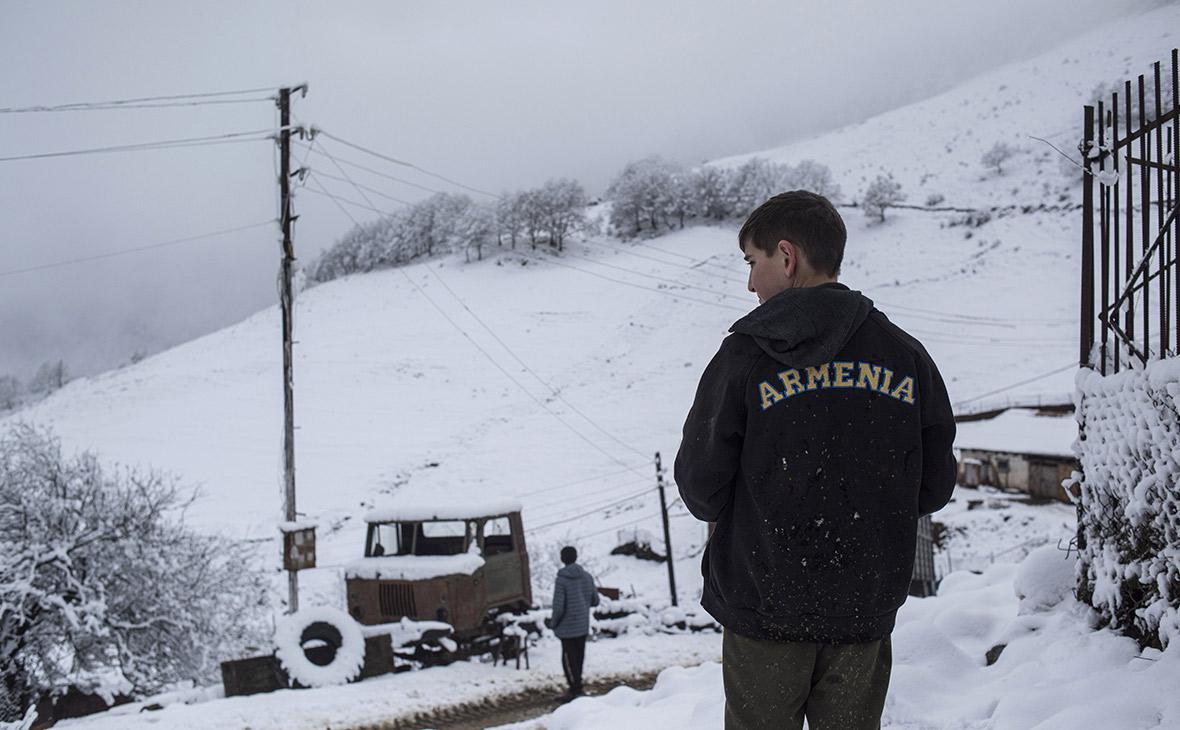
top-left (675, 282), bottom-right (956, 643)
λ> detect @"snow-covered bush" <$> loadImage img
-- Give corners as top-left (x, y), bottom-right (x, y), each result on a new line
top-left (0, 423), bottom-right (272, 711)
top-left (1013, 544), bottom-right (1076, 614)
top-left (862, 174), bottom-right (906, 222)
top-left (981, 142), bottom-right (1016, 175)
top-left (1074, 358), bottom-right (1180, 648)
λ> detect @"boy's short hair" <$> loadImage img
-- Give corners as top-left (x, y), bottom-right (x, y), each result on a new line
top-left (560, 546), bottom-right (577, 565)
top-left (738, 191), bottom-right (846, 277)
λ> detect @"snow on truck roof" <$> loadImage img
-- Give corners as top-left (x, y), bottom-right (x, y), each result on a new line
top-left (364, 497), bottom-right (524, 524)
top-left (344, 553), bottom-right (486, 581)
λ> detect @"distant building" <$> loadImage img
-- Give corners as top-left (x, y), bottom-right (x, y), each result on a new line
top-left (954, 408), bottom-right (1078, 503)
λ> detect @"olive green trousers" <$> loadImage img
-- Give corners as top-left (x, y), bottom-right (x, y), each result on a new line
top-left (722, 629), bottom-right (891, 730)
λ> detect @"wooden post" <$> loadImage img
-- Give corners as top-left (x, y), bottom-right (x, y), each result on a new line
top-left (278, 86), bottom-right (298, 613)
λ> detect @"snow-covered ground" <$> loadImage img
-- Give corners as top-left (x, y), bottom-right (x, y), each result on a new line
top-left (10, 3), bottom-right (1180, 727)
top-left (504, 546), bottom-right (1180, 730)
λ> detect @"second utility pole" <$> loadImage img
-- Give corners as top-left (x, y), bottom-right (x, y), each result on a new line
top-left (655, 452), bottom-right (678, 607)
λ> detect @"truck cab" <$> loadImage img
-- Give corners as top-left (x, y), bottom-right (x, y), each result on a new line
top-left (344, 499), bottom-right (532, 635)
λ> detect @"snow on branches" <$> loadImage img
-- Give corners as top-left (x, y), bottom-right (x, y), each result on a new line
top-left (0, 423), bottom-right (272, 710)
top-left (1074, 358), bottom-right (1180, 649)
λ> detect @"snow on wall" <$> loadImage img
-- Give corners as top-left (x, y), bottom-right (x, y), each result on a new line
top-left (1074, 358), bottom-right (1180, 648)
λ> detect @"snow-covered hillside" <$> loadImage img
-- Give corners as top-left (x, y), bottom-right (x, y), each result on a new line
top-left (8, 5), bottom-right (1180, 726)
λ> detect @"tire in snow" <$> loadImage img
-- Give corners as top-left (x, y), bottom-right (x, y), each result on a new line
top-left (274, 606), bottom-right (366, 688)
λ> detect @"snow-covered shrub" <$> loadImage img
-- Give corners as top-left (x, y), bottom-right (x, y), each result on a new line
top-left (981, 142), bottom-right (1016, 175)
top-left (862, 174), bottom-right (906, 222)
top-left (925, 193), bottom-right (946, 207)
top-left (1013, 544), bottom-right (1077, 614)
top-left (1074, 358), bottom-right (1180, 648)
top-left (0, 423), bottom-right (273, 710)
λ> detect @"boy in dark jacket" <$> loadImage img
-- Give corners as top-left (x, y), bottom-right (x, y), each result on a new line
top-left (675, 191), bottom-right (957, 730)
top-left (551, 546), bottom-right (599, 700)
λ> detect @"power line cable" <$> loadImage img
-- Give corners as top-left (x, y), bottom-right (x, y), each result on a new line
top-left (309, 170), bottom-right (413, 207)
top-left (527, 489), bottom-right (653, 531)
top-left (954, 362), bottom-right (1077, 407)
top-left (557, 248), bottom-right (750, 303)
top-left (304, 174), bottom-right (361, 226)
top-left (0, 220), bottom-right (277, 279)
top-left (308, 179), bottom-right (639, 471)
top-left (0, 128), bottom-right (279, 163)
top-left (516, 464), bottom-right (651, 498)
top-left (514, 248), bottom-right (747, 313)
top-left (303, 173), bottom-right (405, 220)
top-left (313, 128), bottom-right (501, 199)
top-left (0, 97), bottom-right (275, 113)
top-left (526, 474), bottom-right (651, 513)
top-left (0, 86), bottom-right (279, 114)
top-left (297, 141), bottom-right (452, 196)
top-left (426, 266), bottom-right (650, 461)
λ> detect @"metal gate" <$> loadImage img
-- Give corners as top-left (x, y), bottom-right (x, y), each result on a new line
top-left (1081, 49), bottom-right (1179, 372)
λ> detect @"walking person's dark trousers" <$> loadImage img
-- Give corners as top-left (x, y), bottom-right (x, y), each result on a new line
top-left (723, 629), bottom-right (891, 730)
top-left (560, 636), bottom-right (587, 694)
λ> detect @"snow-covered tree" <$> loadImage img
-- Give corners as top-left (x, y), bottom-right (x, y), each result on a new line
top-left (685, 166), bottom-right (733, 221)
top-left (862, 174), bottom-right (907, 222)
top-left (726, 158), bottom-right (796, 217)
top-left (27, 362), bottom-right (66, 396)
top-left (605, 156), bottom-right (684, 237)
top-left (982, 142), bottom-right (1016, 175)
top-left (451, 203), bottom-right (496, 262)
top-left (537, 178), bottom-right (587, 251)
top-left (0, 424), bottom-right (272, 710)
top-left (495, 193), bottom-right (525, 249)
top-left (789, 160), bottom-right (842, 201)
top-left (0, 377), bottom-right (21, 412)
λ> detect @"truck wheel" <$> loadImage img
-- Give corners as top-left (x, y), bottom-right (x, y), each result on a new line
top-left (274, 607), bottom-right (366, 688)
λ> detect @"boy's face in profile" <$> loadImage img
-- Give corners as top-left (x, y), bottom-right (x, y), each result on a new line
top-left (742, 239), bottom-right (791, 305)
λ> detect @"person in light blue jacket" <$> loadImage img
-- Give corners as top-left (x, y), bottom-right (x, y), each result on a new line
top-left (551, 546), bottom-right (599, 699)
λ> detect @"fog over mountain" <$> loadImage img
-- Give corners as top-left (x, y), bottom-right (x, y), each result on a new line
top-left (0, 0), bottom-right (1163, 381)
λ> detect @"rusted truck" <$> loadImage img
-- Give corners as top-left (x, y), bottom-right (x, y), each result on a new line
top-left (343, 498), bottom-right (534, 655)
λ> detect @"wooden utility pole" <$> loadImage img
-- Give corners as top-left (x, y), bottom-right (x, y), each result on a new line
top-left (277, 85), bottom-right (307, 613)
top-left (655, 452), bottom-right (678, 606)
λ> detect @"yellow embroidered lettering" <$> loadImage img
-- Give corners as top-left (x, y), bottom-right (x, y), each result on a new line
top-left (759, 381), bottom-right (784, 410)
top-left (778, 369), bottom-right (803, 397)
top-left (833, 361), bottom-right (854, 387)
top-left (891, 376), bottom-right (915, 404)
top-left (805, 364), bottom-right (831, 390)
top-left (856, 362), bottom-right (882, 391)
top-left (878, 368), bottom-right (894, 394)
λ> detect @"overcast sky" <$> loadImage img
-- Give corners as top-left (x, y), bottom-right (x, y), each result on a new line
top-left (0, 0), bottom-right (1163, 381)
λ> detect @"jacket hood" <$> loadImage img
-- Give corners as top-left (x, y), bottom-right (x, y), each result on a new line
top-left (729, 282), bottom-right (874, 368)
top-left (557, 563), bottom-right (588, 581)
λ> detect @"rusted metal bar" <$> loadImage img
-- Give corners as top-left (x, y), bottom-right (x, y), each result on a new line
top-left (1099, 99), bottom-right (1110, 374)
top-left (1126, 79), bottom-right (1136, 350)
top-left (1155, 63), bottom-right (1168, 354)
top-left (1111, 106), bottom-right (1178, 146)
top-left (1113, 89), bottom-right (1122, 373)
top-left (1140, 74), bottom-right (1151, 361)
top-left (1082, 104), bottom-right (1096, 367)
top-left (1173, 49), bottom-right (1179, 354)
